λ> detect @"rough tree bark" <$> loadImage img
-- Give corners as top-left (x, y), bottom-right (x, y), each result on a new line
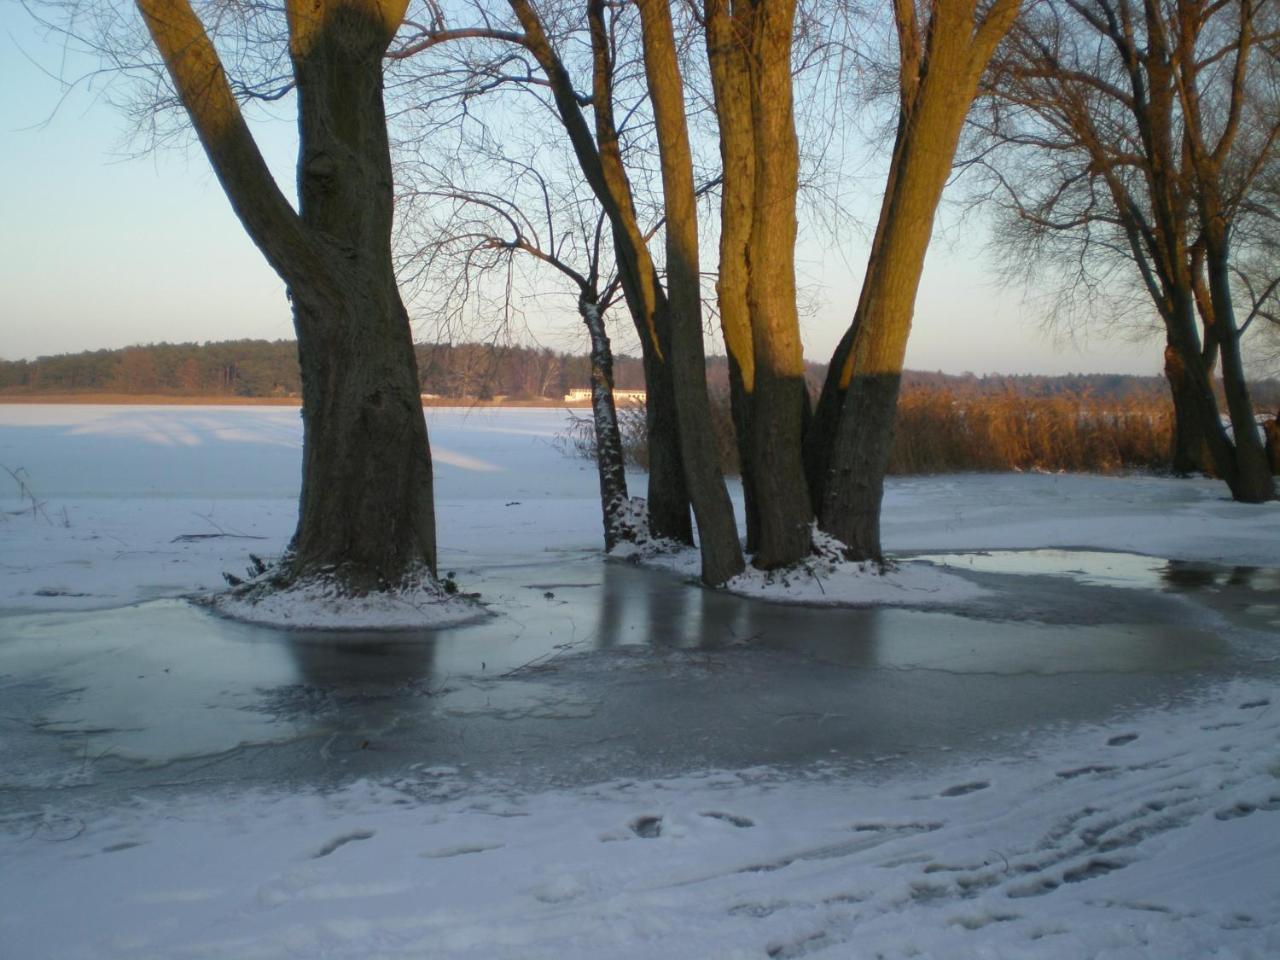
top-left (809, 0), bottom-right (1021, 560)
top-left (138, 0), bottom-right (439, 593)
top-left (636, 0), bottom-right (745, 585)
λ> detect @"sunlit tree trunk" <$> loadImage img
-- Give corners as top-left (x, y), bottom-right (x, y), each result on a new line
top-left (705, 0), bottom-right (811, 568)
top-left (810, 0), bottom-right (1020, 560)
top-left (742, 0), bottom-right (813, 568)
top-left (138, 0), bottom-right (438, 593)
top-left (636, 0), bottom-right (745, 585)
top-left (704, 0), bottom-right (760, 553)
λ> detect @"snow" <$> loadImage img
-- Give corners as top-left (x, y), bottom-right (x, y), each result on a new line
top-left (3, 404), bottom-right (1278, 613)
top-left (207, 573), bottom-right (487, 630)
top-left (2, 404), bottom-right (1279, 958)
top-left (618, 527), bottom-right (990, 607)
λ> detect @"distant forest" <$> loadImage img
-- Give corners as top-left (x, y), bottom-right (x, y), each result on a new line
top-left (1, 339), bottom-right (1276, 406)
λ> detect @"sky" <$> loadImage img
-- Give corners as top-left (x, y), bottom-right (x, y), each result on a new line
top-left (0, 3), bottom-right (1164, 376)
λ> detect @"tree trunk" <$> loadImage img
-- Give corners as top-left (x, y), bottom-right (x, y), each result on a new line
top-left (812, 0), bottom-right (1019, 560)
top-left (743, 0), bottom-right (812, 569)
top-left (290, 300), bottom-right (437, 589)
top-left (637, 0), bottom-right (745, 585)
top-left (638, 322), bottom-right (695, 544)
top-left (1204, 248), bottom-right (1274, 502)
top-left (705, 0), bottom-right (760, 553)
top-left (818, 52), bottom-right (971, 559)
top-left (284, 2), bottom-right (437, 589)
top-left (579, 294), bottom-right (632, 550)
top-left (139, 0), bottom-right (439, 594)
top-left (1163, 291), bottom-right (1243, 493)
top-left (1166, 342), bottom-right (1217, 476)
top-left (508, 0), bottom-right (693, 545)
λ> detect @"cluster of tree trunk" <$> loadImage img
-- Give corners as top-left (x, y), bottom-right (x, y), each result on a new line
top-left (131, 0), bottom-right (1273, 602)
top-left (477, 0), bottom-right (1025, 582)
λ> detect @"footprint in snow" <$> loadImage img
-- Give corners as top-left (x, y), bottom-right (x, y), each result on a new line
top-left (310, 830), bottom-right (375, 859)
top-left (701, 811), bottom-right (755, 828)
top-left (419, 842), bottom-right (505, 858)
top-left (1213, 797), bottom-right (1280, 821)
top-left (102, 840), bottom-right (146, 854)
top-left (630, 815), bottom-right (663, 838)
top-left (1055, 764), bottom-right (1116, 779)
top-left (951, 911), bottom-right (1021, 930)
top-left (940, 781), bottom-right (989, 798)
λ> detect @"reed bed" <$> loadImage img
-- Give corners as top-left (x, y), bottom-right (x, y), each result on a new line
top-left (560, 387), bottom-right (1177, 477)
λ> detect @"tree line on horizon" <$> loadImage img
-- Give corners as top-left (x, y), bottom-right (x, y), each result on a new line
top-left (7, 339), bottom-right (1257, 406)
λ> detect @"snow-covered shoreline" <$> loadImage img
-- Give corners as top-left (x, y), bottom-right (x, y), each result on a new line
top-left (3, 405), bottom-right (1278, 615)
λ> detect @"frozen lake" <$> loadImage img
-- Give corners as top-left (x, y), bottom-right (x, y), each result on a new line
top-left (2, 405), bottom-right (1278, 958)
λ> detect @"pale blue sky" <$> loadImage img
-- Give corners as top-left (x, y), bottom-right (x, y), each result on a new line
top-left (1, 3), bottom-right (1162, 375)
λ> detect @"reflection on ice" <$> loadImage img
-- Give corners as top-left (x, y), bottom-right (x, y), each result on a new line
top-left (919, 548), bottom-right (1280, 595)
top-left (919, 549), bottom-right (1171, 589)
top-left (1, 554), bottom-right (1263, 788)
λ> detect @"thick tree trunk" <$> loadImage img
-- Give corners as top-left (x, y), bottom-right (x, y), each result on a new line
top-left (1163, 293), bottom-right (1243, 493)
top-left (579, 294), bottom-right (632, 550)
top-left (637, 0), bottom-right (745, 585)
top-left (291, 297), bottom-right (437, 588)
top-left (818, 70), bottom-right (971, 559)
top-left (285, 4), bottom-right (438, 588)
top-left (1166, 342), bottom-right (1217, 476)
top-left (139, 0), bottom-right (439, 594)
top-left (812, 0), bottom-right (1018, 560)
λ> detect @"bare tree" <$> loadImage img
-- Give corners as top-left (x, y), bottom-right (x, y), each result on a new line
top-left (397, 143), bottom-right (638, 549)
top-left (976, 0), bottom-right (1278, 502)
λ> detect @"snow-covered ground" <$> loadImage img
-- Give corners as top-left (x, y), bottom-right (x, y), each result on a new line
top-left (1, 405), bottom-right (1278, 958)
top-left (2, 404), bottom-right (1277, 613)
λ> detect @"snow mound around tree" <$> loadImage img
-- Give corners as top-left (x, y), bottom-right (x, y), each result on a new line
top-left (614, 524), bottom-right (988, 607)
top-left (207, 573), bottom-right (486, 630)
